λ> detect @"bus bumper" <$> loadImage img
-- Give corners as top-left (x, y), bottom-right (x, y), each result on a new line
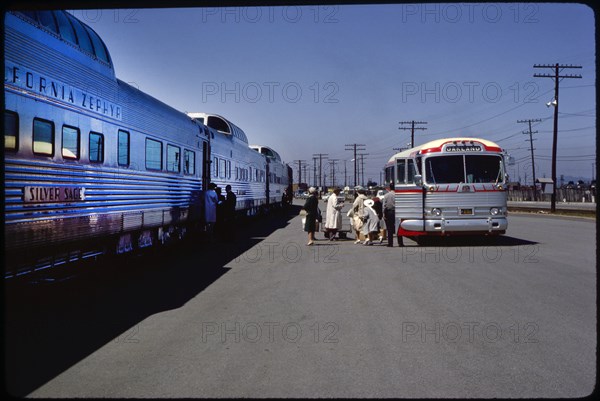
top-left (400, 217), bottom-right (508, 234)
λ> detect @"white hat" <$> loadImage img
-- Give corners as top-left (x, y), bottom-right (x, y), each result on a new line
top-left (308, 187), bottom-right (317, 194)
top-left (364, 199), bottom-right (374, 208)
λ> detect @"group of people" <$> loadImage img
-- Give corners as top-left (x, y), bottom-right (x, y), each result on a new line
top-left (204, 182), bottom-right (237, 242)
top-left (302, 184), bottom-right (402, 247)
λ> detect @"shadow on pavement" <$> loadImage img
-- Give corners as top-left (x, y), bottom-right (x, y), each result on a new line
top-left (4, 205), bottom-right (300, 396)
top-left (404, 235), bottom-right (539, 247)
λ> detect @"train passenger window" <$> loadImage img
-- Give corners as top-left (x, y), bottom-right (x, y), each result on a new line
top-left (167, 144), bottom-right (181, 173)
top-left (37, 11), bottom-right (58, 34)
top-left (33, 118), bottom-right (54, 156)
top-left (249, 166), bottom-right (252, 181)
top-left (67, 13), bottom-right (94, 55)
top-left (396, 159), bottom-right (406, 185)
top-left (62, 125), bottom-right (80, 159)
top-left (220, 159), bottom-right (226, 178)
top-left (184, 149), bottom-right (195, 175)
top-left (118, 130), bottom-right (129, 166)
top-left (89, 132), bottom-right (104, 163)
top-left (213, 157), bottom-right (219, 177)
top-left (227, 160), bottom-right (231, 179)
top-left (4, 111), bottom-right (18, 151)
top-left (53, 11), bottom-right (77, 45)
top-left (145, 138), bottom-right (162, 170)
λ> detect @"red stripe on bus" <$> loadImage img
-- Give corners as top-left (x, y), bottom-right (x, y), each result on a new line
top-left (394, 189), bottom-right (424, 193)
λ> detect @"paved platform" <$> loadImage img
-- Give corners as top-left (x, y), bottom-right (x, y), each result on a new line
top-left (7, 203), bottom-right (596, 398)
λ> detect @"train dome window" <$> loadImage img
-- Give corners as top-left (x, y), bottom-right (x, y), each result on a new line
top-left (207, 116), bottom-right (230, 134)
top-left (53, 11), bottom-right (78, 45)
top-left (4, 111), bottom-right (19, 151)
top-left (33, 118), bottom-right (54, 156)
top-left (36, 11), bottom-right (59, 34)
top-left (66, 13), bottom-right (95, 56)
top-left (83, 23), bottom-right (110, 64)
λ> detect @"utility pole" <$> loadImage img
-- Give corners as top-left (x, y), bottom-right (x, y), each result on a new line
top-left (399, 120), bottom-right (427, 148)
top-left (302, 164), bottom-right (308, 188)
top-left (293, 160), bottom-right (306, 187)
top-left (534, 63), bottom-right (582, 212)
top-left (517, 119), bottom-right (542, 200)
top-left (312, 153), bottom-right (328, 189)
top-left (345, 143), bottom-right (366, 188)
top-left (312, 157), bottom-right (318, 188)
top-left (328, 159), bottom-right (339, 187)
top-left (357, 152), bottom-right (369, 187)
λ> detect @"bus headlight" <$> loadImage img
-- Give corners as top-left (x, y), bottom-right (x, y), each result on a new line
top-left (432, 208), bottom-right (442, 216)
top-left (490, 207), bottom-right (500, 216)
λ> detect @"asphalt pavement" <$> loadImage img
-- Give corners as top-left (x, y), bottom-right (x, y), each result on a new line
top-left (6, 200), bottom-right (596, 398)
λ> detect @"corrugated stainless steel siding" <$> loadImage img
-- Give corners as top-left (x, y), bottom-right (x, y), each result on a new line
top-left (395, 191), bottom-right (423, 219)
top-left (4, 158), bottom-right (201, 250)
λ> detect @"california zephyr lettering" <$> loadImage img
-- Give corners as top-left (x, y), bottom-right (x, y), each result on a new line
top-left (5, 61), bottom-right (121, 120)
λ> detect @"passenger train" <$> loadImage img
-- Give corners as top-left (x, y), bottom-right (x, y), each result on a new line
top-left (4, 10), bottom-right (292, 278)
top-left (384, 138), bottom-right (508, 245)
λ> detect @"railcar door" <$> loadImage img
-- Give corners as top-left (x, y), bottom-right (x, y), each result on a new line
top-left (264, 158), bottom-right (271, 208)
top-left (202, 140), bottom-right (210, 191)
top-left (395, 158), bottom-right (425, 236)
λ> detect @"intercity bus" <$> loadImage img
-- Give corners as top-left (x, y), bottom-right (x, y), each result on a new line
top-left (383, 138), bottom-right (508, 244)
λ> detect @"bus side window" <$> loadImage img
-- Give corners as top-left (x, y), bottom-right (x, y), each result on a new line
top-left (385, 166), bottom-right (394, 186)
top-left (407, 159), bottom-right (417, 184)
top-left (396, 159), bottom-right (406, 185)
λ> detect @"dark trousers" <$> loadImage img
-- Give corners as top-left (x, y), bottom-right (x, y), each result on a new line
top-left (384, 210), bottom-right (395, 247)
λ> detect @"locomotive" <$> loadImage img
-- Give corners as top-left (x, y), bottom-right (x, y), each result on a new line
top-left (4, 10), bottom-right (292, 278)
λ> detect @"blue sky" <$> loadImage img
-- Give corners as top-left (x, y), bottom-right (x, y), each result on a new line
top-left (75, 3), bottom-right (595, 185)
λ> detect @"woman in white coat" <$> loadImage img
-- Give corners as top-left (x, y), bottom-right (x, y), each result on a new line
top-left (350, 189), bottom-right (368, 244)
top-left (361, 199), bottom-right (380, 245)
top-left (324, 188), bottom-right (344, 240)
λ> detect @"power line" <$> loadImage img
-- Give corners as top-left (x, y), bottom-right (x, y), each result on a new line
top-left (399, 120), bottom-right (427, 148)
top-left (533, 63), bottom-right (582, 212)
top-left (517, 118), bottom-right (542, 193)
top-left (312, 153), bottom-right (328, 189)
top-left (293, 160), bottom-right (306, 185)
top-left (344, 143), bottom-right (366, 188)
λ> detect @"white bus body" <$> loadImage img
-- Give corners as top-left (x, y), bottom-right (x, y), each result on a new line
top-left (384, 138), bottom-right (508, 242)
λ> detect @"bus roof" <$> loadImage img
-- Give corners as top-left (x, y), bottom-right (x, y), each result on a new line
top-left (386, 137), bottom-right (503, 164)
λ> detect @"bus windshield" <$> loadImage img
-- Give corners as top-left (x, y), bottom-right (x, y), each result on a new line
top-left (425, 155), bottom-right (503, 184)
